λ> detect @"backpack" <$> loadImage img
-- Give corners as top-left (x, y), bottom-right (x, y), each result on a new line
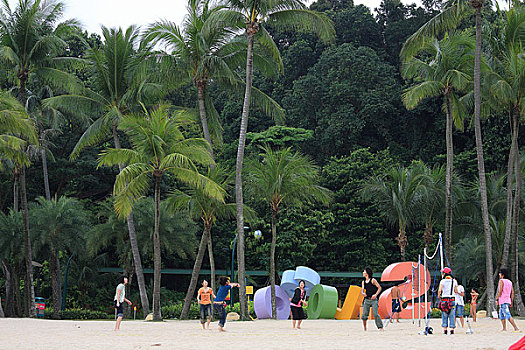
top-left (438, 279), bottom-right (455, 313)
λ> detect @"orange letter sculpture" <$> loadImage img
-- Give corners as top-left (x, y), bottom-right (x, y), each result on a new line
top-left (378, 262), bottom-right (430, 319)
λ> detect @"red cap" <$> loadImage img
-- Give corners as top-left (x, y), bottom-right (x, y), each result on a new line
top-left (442, 267), bottom-right (452, 274)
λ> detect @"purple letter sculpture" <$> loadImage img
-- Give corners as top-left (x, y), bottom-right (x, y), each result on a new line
top-left (253, 285), bottom-right (291, 320)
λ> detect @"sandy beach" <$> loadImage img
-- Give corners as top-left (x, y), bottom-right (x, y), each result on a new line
top-left (0, 317), bottom-right (522, 350)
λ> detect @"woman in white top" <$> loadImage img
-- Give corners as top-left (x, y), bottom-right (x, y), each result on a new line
top-left (114, 276), bottom-right (132, 331)
top-left (438, 267), bottom-right (458, 335)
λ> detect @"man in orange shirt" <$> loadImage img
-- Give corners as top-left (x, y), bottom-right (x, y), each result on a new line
top-left (197, 280), bottom-right (216, 329)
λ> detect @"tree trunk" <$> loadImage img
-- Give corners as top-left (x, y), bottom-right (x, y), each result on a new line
top-left (444, 93), bottom-right (454, 260)
top-left (423, 221), bottom-right (433, 250)
top-left (235, 28), bottom-right (257, 320)
top-left (50, 249), bottom-right (62, 318)
top-left (502, 111), bottom-right (517, 269)
top-left (20, 167), bottom-right (36, 317)
top-left (270, 212), bottom-right (277, 319)
top-left (13, 263), bottom-right (22, 317)
top-left (511, 137), bottom-right (525, 316)
top-left (0, 286), bottom-right (4, 317)
top-left (112, 124), bottom-right (150, 316)
top-left (152, 176), bottom-right (162, 321)
top-left (181, 225), bottom-right (210, 319)
top-left (2, 260), bottom-right (15, 317)
top-left (42, 149), bottom-right (51, 201)
top-left (397, 225), bottom-right (407, 261)
top-left (197, 85), bottom-right (215, 163)
top-left (207, 232), bottom-right (216, 293)
top-left (13, 171), bottom-right (19, 212)
top-left (473, 5), bottom-right (496, 314)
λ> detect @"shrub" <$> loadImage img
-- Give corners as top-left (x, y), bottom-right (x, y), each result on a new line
top-left (44, 308), bottom-right (112, 320)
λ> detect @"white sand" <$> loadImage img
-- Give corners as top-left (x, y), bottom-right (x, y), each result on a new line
top-left (1, 317), bottom-right (522, 349)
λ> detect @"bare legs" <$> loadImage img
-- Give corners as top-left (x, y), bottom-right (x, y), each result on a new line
top-left (292, 319), bottom-right (303, 329)
top-left (501, 318), bottom-right (520, 331)
top-left (114, 316), bottom-right (123, 331)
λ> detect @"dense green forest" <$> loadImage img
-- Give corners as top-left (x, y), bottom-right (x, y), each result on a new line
top-left (1, 0), bottom-right (524, 320)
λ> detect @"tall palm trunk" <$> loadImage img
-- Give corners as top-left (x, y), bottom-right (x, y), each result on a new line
top-left (50, 248), bottom-right (62, 318)
top-left (13, 170), bottom-right (19, 212)
top-left (270, 212), bottom-right (277, 319)
top-left (196, 84), bottom-right (217, 292)
top-left (397, 224), bottom-right (407, 261)
top-left (444, 93), bottom-right (454, 260)
top-left (235, 25), bottom-right (257, 320)
top-left (207, 231), bottom-right (216, 293)
top-left (112, 125), bottom-right (150, 316)
top-left (502, 110), bottom-right (518, 269)
top-left (20, 167), bottom-right (36, 317)
top-left (473, 4), bottom-right (495, 313)
top-left (197, 85), bottom-right (215, 162)
top-left (42, 149), bottom-right (51, 201)
top-left (152, 175), bottom-right (162, 320)
top-left (14, 262), bottom-right (23, 317)
top-left (181, 225), bottom-right (211, 319)
top-left (423, 221), bottom-right (433, 250)
top-left (511, 140), bottom-right (525, 315)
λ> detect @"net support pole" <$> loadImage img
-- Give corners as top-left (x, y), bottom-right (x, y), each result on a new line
top-left (412, 264), bottom-right (414, 324)
top-left (418, 254), bottom-right (421, 327)
top-left (424, 247), bottom-right (428, 328)
top-left (439, 232), bottom-right (444, 272)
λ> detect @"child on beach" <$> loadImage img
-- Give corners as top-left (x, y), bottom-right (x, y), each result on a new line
top-left (114, 276), bottom-right (132, 331)
top-left (213, 276), bottom-right (239, 332)
top-left (455, 282), bottom-right (465, 327)
top-left (197, 280), bottom-right (216, 330)
top-left (470, 289), bottom-right (479, 322)
top-left (360, 266), bottom-right (384, 331)
top-left (496, 269), bottom-right (520, 332)
top-left (390, 283), bottom-right (402, 323)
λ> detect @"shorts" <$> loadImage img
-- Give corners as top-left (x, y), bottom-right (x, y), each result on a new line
top-left (200, 304), bottom-right (212, 323)
top-left (392, 299), bottom-right (401, 313)
top-left (456, 305), bottom-right (464, 317)
top-left (114, 300), bottom-right (124, 317)
top-left (499, 303), bottom-right (512, 320)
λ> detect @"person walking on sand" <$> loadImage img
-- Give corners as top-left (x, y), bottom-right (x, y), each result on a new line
top-left (361, 266), bottom-right (383, 331)
top-left (290, 280), bottom-right (307, 329)
top-left (470, 289), bottom-right (479, 322)
top-left (438, 267), bottom-right (457, 335)
top-left (496, 269), bottom-right (520, 332)
top-left (114, 276), bottom-right (132, 331)
top-left (390, 282), bottom-right (402, 323)
top-left (455, 281), bottom-right (465, 328)
top-left (197, 280), bottom-right (216, 330)
top-left (213, 276), bottom-right (239, 332)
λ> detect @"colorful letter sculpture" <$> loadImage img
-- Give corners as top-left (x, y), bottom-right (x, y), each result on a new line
top-left (335, 285), bottom-right (364, 320)
top-left (253, 285), bottom-right (291, 320)
top-left (307, 284), bottom-right (338, 319)
top-left (293, 266), bottom-right (320, 296)
top-left (378, 262), bottom-right (430, 319)
top-left (280, 270), bottom-right (299, 298)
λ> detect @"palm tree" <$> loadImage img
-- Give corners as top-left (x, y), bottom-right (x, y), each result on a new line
top-left (412, 162), bottom-right (446, 249)
top-left (0, 209), bottom-right (25, 317)
top-left (211, 0), bottom-right (335, 318)
top-left (402, 32), bottom-right (474, 258)
top-left (0, 91), bottom-right (37, 317)
top-left (167, 167), bottom-right (246, 319)
top-left (44, 26), bottom-right (162, 316)
top-left (361, 165), bottom-right (425, 261)
top-left (0, 0), bottom-right (76, 317)
top-left (97, 104), bottom-right (225, 320)
top-left (30, 196), bottom-right (91, 318)
top-left (247, 146), bottom-right (331, 318)
top-left (401, 0), bottom-right (495, 313)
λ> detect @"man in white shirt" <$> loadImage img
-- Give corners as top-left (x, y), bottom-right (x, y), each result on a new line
top-left (455, 283), bottom-right (465, 327)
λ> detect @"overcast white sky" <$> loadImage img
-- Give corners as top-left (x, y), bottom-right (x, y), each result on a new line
top-left (7, 0), bottom-right (507, 35)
